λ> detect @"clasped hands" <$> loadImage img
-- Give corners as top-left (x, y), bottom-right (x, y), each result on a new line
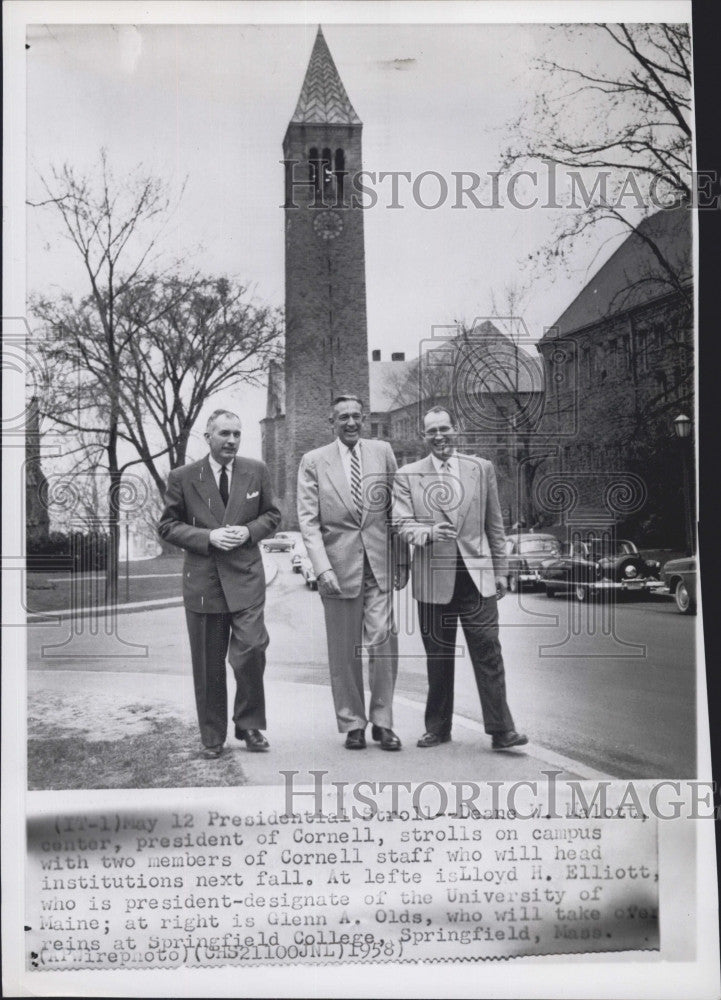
top-left (209, 525), bottom-right (250, 551)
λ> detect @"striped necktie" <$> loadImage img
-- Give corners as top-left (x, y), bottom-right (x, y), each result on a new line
top-left (349, 445), bottom-right (362, 514)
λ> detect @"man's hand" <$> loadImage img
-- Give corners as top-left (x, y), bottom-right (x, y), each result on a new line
top-left (209, 526), bottom-right (245, 551)
top-left (317, 569), bottom-right (342, 597)
top-left (495, 575), bottom-right (508, 599)
top-left (394, 566), bottom-right (409, 590)
top-left (430, 522), bottom-right (457, 543)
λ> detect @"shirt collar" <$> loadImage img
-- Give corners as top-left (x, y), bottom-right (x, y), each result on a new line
top-left (337, 437), bottom-right (361, 459)
top-left (208, 454), bottom-right (233, 477)
top-left (431, 451), bottom-right (456, 474)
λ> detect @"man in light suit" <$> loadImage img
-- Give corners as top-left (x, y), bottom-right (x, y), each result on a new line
top-left (393, 406), bottom-right (526, 751)
top-left (158, 409), bottom-right (281, 759)
top-left (297, 395), bottom-right (408, 750)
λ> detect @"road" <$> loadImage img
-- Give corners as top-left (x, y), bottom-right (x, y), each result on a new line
top-left (264, 553), bottom-right (697, 779)
top-left (27, 552), bottom-right (697, 782)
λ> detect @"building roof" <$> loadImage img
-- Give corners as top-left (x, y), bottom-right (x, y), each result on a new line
top-left (544, 207), bottom-right (692, 341)
top-left (369, 322), bottom-right (543, 414)
top-left (290, 27), bottom-right (361, 126)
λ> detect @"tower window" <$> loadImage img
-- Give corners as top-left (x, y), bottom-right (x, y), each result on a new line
top-left (309, 147), bottom-right (322, 199)
top-left (322, 148), bottom-right (333, 192)
top-left (335, 149), bottom-right (345, 201)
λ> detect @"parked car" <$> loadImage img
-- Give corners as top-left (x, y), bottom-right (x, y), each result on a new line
top-left (660, 556), bottom-right (697, 614)
top-left (262, 531), bottom-right (299, 553)
top-left (290, 538), bottom-right (307, 572)
top-left (505, 533), bottom-right (563, 592)
top-left (540, 538), bottom-right (663, 602)
top-left (299, 554), bottom-right (318, 590)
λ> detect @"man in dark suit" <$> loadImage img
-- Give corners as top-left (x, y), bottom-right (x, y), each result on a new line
top-left (158, 409), bottom-right (281, 758)
top-left (297, 395), bottom-right (408, 750)
top-left (393, 406), bottom-right (526, 751)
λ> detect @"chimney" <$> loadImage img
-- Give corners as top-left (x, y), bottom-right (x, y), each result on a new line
top-left (391, 352), bottom-right (405, 362)
top-left (371, 350), bottom-right (381, 361)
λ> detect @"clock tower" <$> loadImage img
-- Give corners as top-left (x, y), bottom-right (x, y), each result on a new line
top-left (275, 26), bottom-right (370, 524)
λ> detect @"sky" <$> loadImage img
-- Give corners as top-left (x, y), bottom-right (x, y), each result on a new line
top-left (23, 11), bottom-right (687, 462)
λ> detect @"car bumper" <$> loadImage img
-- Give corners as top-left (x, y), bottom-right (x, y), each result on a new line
top-left (592, 579), bottom-right (665, 593)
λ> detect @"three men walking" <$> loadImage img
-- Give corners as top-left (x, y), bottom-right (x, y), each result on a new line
top-left (160, 400), bottom-right (525, 757)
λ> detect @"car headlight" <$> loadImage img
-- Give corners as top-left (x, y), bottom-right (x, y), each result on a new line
top-left (624, 565), bottom-right (638, 579)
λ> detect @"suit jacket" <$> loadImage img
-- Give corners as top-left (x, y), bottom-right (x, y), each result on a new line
top-left (297, 438), bottom-right (408, 599)
top-left (393, 453), bottom-right (508, 604)
top-left (158, 455), bottom-right (281, 613)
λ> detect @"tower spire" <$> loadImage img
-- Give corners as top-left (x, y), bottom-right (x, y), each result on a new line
top-left (291, 26), bottom-right (361, 125)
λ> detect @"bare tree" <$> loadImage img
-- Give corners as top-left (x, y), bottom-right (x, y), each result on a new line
top-left (29, 153), bottom-right (283, 601)
top-left (29, 152), bottom-right (174, 602)
top-left (501, 22), bottom-right (692, 298)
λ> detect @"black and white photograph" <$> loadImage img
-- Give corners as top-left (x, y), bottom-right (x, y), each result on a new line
top-left (3, 1), bottom-right (717, 996)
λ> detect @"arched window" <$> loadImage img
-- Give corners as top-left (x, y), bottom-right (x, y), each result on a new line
top-left (335, 148), bottom-right (345, 201)
top-left (309, 147), bottom-right (320, 194)
top-left (321, 148), bottom-right (333, 193)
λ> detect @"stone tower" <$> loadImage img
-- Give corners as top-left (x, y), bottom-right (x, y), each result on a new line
top-left (279, 26), bottom-right (369, 525)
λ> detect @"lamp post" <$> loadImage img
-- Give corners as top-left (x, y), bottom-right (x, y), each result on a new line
top-left (673, 413), bottom-right (694, 555)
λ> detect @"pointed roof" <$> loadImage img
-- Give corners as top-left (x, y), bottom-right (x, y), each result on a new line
top-left (290, 27), bottom-right (361, 126)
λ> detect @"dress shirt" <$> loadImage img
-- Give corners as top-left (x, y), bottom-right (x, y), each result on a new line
top-left (208, 454), bottom-right (234, 491)
top-left (336, 437), bottom-right (363, 486)
top-left (430, 452), bottom-right (459, 478)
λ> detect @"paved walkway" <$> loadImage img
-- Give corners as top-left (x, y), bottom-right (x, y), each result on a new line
top-left (27, 582), bottom-right (609, 788)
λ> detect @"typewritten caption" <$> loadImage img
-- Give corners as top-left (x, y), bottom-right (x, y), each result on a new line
top-left (26, 800), bottom-right (659, 967)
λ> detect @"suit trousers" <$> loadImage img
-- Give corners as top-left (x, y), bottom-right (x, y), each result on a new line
top-left (185, 602), bottom-right (268, 748)
top-left (321, 554), bottom-right (398, 732)
top-left (417, 556), bottom-right (514, 737)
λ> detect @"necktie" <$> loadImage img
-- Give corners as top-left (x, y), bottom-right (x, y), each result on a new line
top-left (439, 461), bottom-right (454, 525)
top-left (219, 464), bottom-right (229, 507)
top-left (349, 446), bottom-right (362, 514)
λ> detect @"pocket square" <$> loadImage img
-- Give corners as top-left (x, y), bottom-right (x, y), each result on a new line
top-left (246, 490), bottom-right (259, 499)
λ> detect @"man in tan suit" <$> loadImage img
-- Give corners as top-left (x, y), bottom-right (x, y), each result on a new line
top-left (159, 410), bottom-right (281, 758)
top-left (297, 395), bottom-right (408, 750)
top-left (393, 406), bottom-right (526, 751)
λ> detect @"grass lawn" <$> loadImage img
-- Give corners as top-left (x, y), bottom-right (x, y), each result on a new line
top-left (26, 554), bottom-right (185, 614)
top-left (28, 711), bottom-right (249, 789)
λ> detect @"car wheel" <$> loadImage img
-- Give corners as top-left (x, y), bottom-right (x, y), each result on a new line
top-left (574, 583), bottom-right (589, 602)
top-left (508, 574), bottom-right (519, 594)
top-left (674, 581), bottom-right (696, 615)
top-left (544, 585), bottom-right (557, 598)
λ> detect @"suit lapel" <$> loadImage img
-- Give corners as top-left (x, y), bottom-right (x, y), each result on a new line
top-left (325, 442), bottom-right (360, 522)
top-left (359, 440), bottom-right (377, 527)
top-left (192, 456), bottom-right (225, 526)
top-left (455, 454), bottom-right (480, 530)
top-left (225, 458), bottom-right (252, 526)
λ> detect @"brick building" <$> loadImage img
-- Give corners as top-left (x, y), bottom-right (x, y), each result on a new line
top-left (536, 207), bottom-right (693, 545)
top-left (262, 28), bottom-right (369, 526)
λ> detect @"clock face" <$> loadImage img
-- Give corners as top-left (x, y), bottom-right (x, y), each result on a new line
top-left (313, 210), bottom-right (344, 241)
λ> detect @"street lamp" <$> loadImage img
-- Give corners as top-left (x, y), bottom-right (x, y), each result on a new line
top-left (673, 413), bottom-right (692, 440)
top-left (673, 413), bottom-right (694, 554)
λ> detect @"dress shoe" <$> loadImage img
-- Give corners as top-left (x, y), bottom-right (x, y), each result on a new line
top-left (201, 744), bottom-right (225, 759)
top-left (235, 728), bottom-right (270, 752)
top-left (371, 725), bottom-right (402, 751)
top-left (344, 729), bottom-right (366, 750)
top-left (416, 731), bottom-right (451, 748)
top-left (491, 730), bottom-right (528, 750)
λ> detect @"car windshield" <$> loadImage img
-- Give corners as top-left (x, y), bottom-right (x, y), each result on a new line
top-left (588, 540), bottom-right (635, 559)
top-left (517, 539), bottom-right (560, 554)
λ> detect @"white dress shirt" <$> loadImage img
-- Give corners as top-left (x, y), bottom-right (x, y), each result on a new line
top-left (208, 455), bottom-right (234, 491)
top-left (336, 437), bottom-right (363, 486)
